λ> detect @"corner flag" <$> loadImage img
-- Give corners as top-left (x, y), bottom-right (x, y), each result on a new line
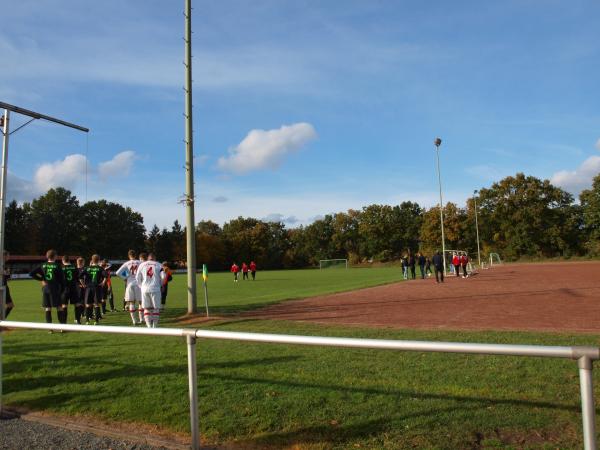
top-left (202, 264), bottom-right (208, 283)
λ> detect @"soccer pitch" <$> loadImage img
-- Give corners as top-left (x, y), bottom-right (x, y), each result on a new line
top-left (2, 268), bottom-right (599, 448)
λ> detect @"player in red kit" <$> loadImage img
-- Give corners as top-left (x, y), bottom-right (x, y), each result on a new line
top-left (249, 261), bottom-right (257, 280)
top-left (231, 263), bottom-right (239, 282)
top-left (242, 262), bottom-right (249, 280)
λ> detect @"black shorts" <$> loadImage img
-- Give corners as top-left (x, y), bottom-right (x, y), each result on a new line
top-left (62, 285), bottom-right (80, 305)
top-left (85, 286), bottom-right (103, 305)
top-left (42, 287), bottom-right (62, 308)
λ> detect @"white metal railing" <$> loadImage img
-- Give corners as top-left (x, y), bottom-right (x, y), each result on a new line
top-left (0, 321), bottom-right (598, 450)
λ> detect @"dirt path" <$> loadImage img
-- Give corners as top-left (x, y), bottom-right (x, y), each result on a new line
top-left (246, 262), bottom-right (600, 333)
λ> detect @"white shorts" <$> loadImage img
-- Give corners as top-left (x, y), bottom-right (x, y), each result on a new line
top-left (125, 284), bottom-right (142, 302)
top-left (141, 290), bottom-right (161, 310)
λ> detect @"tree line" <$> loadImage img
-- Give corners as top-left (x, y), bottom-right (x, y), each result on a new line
top-left (5, 172), bottom-right (600, 270)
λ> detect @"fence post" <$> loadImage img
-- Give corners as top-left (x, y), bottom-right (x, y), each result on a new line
top-left (579, 356), bottom-right (597, 450)
top-left (186, 332), bottom-right (200, 450)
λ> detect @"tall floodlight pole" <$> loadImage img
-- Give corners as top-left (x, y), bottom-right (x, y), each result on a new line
top-left (184, 0), bottom-right (197, 314)
top-left (434, 138), bottom-right (446, 274)
top-left (473, 190), bottom-right (481, 268)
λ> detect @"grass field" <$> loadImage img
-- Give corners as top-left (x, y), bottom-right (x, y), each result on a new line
top-left (2, 268), bottom-right (599, 449)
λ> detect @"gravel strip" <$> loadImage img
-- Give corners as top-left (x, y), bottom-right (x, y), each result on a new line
top-left (0, 416), bottom-right (170, 450)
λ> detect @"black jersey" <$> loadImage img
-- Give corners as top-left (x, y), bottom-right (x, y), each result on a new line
top-left (81, 265), bottom-right (106, 287)
top-left (30, 262), bottom-right (64, 292)
top-left (62, 264), bottom-right (78, 287)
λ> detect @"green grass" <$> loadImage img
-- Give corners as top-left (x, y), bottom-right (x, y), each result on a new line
top-left (7, 266), bottom-right (404, 321)
top-left (2, 269), bottom-right (599, 449)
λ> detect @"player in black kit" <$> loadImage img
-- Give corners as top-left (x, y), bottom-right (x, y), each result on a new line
top-left (61, 256), bottom-right (81, 324)
top-left (80, 254), bottom-right (106, 325)
top-left (30, 249), bottom-right (65, 324)
top-left (75, 258), bottom-right (87, 322)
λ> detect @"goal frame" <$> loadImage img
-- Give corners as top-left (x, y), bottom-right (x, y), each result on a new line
top-left (319, 259), bottom-right (349, 269)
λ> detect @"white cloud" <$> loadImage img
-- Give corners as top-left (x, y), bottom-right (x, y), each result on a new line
top-left (217, 123), bottom-right (317, 174)
top-left (34, 154), bottom-right (88, 191)
top-left (7, 151), bottom-right (138, 202)
top-left (262, 213), bottom-right (300, 225)
top-left (551, 155), bottom-right (600, 194)
top-left (98, 150), bottom-right (136, 180)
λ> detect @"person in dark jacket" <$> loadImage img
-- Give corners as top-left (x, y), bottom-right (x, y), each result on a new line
top-left (408, 253), bottom-right (416, 280)
top-left (401, 255), bottom-right (408, 280)
top-left (425, 256), bottom-right (432, 278)
top-left (417, 253), bottom-right (426, 279)
top-left (431, 251), bottom-right (444, 283)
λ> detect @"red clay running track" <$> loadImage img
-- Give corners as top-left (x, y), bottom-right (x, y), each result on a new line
top-left (247, 262), bottom-right (600, 333)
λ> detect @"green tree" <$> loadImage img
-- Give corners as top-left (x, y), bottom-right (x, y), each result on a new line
top-left (5, 200), bottom-right (34, 254)
top-left (580, 174), bottom-right (600, 255)
top-left (80, 200), bottom-right (146, 258)
top-left (477, 173), bottom-right (578, 259)
top-left (29, 188), bottom-right (81, 254)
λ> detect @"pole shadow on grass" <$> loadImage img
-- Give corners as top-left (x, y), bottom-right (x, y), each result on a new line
top-left (199, 372), bottom-right (580, 414)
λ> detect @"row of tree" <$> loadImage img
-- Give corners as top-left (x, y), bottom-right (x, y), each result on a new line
top-left (5, 172), bottom-right (600, 269)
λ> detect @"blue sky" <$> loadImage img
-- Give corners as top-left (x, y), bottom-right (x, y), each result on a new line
top-left (1, 0), bottom-right (599, 229)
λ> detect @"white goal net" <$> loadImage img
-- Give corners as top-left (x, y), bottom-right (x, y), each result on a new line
top-left (319, 259), bottom-right (348, 269)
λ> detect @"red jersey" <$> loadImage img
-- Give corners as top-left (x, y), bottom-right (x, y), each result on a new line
top-left (242, 263), bottom-right (248, 273)
top-left (460, 255), bottom-right (468, 265)
top-left (231, 264), bottom-right (239, 273)
top-left (452, 255), bottom-right (460, 266)
top-left (249, 262), bottom-right (257, 271)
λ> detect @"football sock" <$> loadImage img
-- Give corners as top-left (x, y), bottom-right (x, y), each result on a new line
top-left (94, 306), bottom-right (101, 321)
top-left (4, 305), bottom-right (12, 318)
top-left (101, 302), bottom-right (107, 314)
top-left (144, 311), bottom-right (152, 328)
top-left (45, 310), bottom-right (52, 323)
top-left (138, 308), bottom-right (144, 323)
top-left (85, 306), bottom-right (93, 321)
top-left (75, 305), bottom-right (82, 323)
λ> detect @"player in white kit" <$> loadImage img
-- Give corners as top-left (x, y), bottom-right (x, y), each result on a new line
top-left (136, 252), bottom-right (164, 328)
top-left (115, 250), bottom-right (142, 325)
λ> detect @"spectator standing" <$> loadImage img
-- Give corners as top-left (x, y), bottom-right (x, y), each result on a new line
top-left (231, 263), bottom-right (239, 282)
top-left (425, 256), bottom-right (432, 278)
top-left (432, 251), bottom-right (444, 283)
top-left (452, 253), bottom-right (460, 277)
top-left (401, 255), bottom-right (408, 280)
top-left (249, 261), bottom-right (257, 280)
top-left (417, 253), bottom-right (426, 279)
top-left (461, 254), bottom-right (469, 278)
top-left (2, 251), bottom-right (13, 319)
top-left (408, 253), bottom-right (416, 280)
top-left (242, 262), bottom-right (249, 280)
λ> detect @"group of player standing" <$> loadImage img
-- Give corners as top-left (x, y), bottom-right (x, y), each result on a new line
top-left (230, 261), bottom-right (257, 282)
top-left (25, 249), bottom-right (172, 329)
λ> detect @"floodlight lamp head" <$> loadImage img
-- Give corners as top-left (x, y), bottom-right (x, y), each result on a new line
top-left (474, 189), bottom-right (479, 195)
top-left (434, 137), bottom-right (442, 147)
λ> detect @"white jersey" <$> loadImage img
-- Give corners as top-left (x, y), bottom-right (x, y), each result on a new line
top-left (116, 259), bottom-right (141, 286)
top-left (135, 260), bottom-right (164, 293)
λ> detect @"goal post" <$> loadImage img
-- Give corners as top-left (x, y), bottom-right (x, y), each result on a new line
top-left (489, 253), bottom-right (502, 267)
top-left (319, 259), bottom-right (348, 269)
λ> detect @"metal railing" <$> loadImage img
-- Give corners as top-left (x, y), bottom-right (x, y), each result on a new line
top-left (0, 321), bottom-right (598, 449)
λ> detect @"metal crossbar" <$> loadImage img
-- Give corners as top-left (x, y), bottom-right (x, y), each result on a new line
top-left (0, 321), bottom-right (597, 449)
